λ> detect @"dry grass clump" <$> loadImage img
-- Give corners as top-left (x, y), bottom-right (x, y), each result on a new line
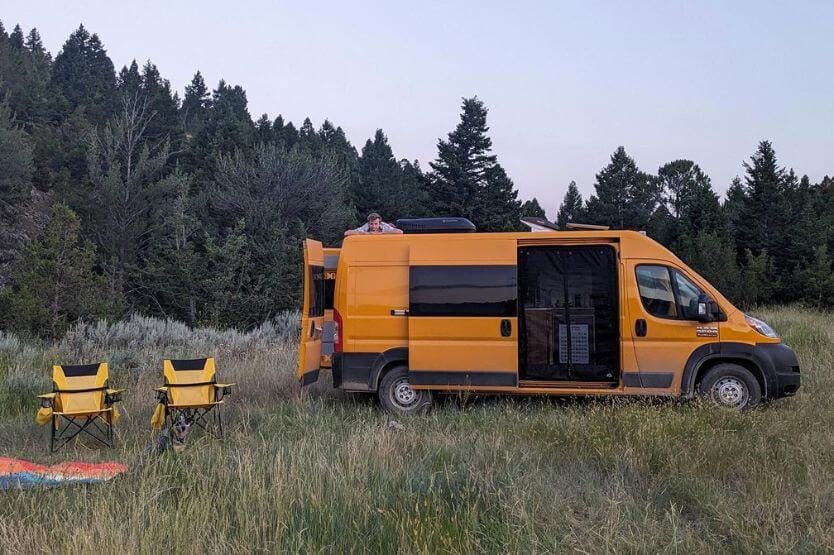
top-left (0, 306), bottom-right (832, 552)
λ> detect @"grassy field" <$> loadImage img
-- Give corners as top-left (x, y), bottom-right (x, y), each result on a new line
top-left (0, 306), bottom-right (832, 553)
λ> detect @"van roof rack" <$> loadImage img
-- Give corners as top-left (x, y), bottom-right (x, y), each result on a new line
top-left (395, 217), bottom-right (476, 234)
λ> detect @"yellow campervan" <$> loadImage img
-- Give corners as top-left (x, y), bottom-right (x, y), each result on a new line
top-left (298, 218), bottom-right (800, 414)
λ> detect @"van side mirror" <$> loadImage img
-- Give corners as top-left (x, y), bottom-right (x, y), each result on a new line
top-left (696, 295), bottom-right (711, 322)
top-left (696, 294), bottom-right (722, 323)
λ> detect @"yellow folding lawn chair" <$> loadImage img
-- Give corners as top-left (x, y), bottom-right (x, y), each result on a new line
top-left (151, 358), bottom-right (235, 438)
top-left (35, 363), bottom-right (125, 452)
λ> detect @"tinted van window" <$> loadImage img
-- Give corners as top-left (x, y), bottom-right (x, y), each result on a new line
top-left (409, 265), bottom-right (516, 317)
top-left (308, 266), bottom-right (325, 317)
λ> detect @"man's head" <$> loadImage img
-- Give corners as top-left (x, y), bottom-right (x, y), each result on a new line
top-left (367, 212), bottom-right (382, 232)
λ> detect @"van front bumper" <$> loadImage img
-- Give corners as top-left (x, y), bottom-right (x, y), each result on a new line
top-left (758, 343), bottom-right (801, 399)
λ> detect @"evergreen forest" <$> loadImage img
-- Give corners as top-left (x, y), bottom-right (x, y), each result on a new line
top-left (1, 22), bottom-right (832, 337)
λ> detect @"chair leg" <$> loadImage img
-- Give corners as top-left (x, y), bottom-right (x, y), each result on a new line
top-left (107, 410), bottom-right (114, 448)
top-left (50, 416), bottom-right (56, 453)
top-left (216, 406), bottom-right (224, 438)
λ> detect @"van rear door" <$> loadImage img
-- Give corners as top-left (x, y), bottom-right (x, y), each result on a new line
top-left (298, 239), bottom-right (325, 385)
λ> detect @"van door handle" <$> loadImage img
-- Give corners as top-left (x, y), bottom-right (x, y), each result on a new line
top-left (635, 319), bottom-right (647, 337)
top-left (390, 309), bottom-right (409, 316)
top-left (500, 319), bottom-right (512, 337)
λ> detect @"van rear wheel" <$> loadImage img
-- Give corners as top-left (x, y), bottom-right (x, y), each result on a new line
top-left (698, 363), bottom-right (762, 411)
top-left (378, 366), bottom-right (432, 414)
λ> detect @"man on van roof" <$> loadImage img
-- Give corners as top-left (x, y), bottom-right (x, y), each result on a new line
top-left (344, 212), bottom-right (403, 236)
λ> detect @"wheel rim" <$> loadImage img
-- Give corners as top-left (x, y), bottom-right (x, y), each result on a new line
top-left (712, 377), bottom-right (748, 408)
top-left (391, 377), bottom-right (419, 409)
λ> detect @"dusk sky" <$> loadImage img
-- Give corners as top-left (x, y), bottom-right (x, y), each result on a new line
top-left (4, 1), bottom-right (833, 217)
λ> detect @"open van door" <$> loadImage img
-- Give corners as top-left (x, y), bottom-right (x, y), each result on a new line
top-left (298, 239), bottom-right (325, 385)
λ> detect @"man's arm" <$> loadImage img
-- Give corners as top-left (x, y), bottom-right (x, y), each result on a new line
top-left (380, 222), bottom-right (403, 234)
top-left (344, 223), bottom-right (369, 236)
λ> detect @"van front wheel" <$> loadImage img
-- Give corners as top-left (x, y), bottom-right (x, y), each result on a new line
top-left (378, 366), bottom-right (433, 414)
top-left (698, 363), bottom-right (762, 410)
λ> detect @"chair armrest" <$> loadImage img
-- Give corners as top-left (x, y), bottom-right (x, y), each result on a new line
top-left (37, 393), bottom-right (56, 408)
top-left (214, 382), bottom-right (236, 399)
top-left (105, 388), bottom-right (126, 404)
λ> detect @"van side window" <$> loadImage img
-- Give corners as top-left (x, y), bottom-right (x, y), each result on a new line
top-left (672, 270), bottom-right (705, 320)
top-left (636, 266), bottom-right (708, 320)
top-left (635, 265), bottom-right (677, 318)
top-left (409, 265), bottom-right (517, 317)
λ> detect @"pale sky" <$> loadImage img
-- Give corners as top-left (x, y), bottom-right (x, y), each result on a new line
top-left (4, 1), bottom-right (833, 217)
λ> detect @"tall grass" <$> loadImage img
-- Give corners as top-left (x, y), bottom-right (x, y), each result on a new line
top-left (0, 306), bottom-right (832, 552)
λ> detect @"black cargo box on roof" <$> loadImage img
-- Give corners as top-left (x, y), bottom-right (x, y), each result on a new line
top-left (395, 217), bottom-right (476, 234)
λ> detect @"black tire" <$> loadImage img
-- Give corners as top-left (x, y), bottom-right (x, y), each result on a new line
top-left (698, 363), bottom-right (762, 410)
top-left (378, 366), bottom-right (433, 415)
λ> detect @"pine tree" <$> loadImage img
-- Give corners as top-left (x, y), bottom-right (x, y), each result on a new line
top-left (585, 147), bottom-right (658, 230)
top-left (117, 60), bottom-right (142, 99)
top-left (520, 197), bottom-right (546, 219)
top-left (682, 231), bottom-right (740, 301)
top-left (654, 159), bottom-right (722, 256)
top-left (140, 61), bottom-right (181, 144)
top-left (0, 101), bottom-right (34, 284)
top-left (136, 170), bottom-right (201, 324)
top-left (477, 164), bottom-right (521, 231)
top-left (50, 25), bottom-right (117, 125)
top-left (737, 249), bottom-right (777, 307)
top-left (0, 26), bottom-right (53, 126)
top-left (736, 141), bottom-right (789, 256)
top-left (0, 102), bottom-right (33, 210)
top-left (723, 176), bottom-right (746, 240)
top-left (194, 80), bottom-right (253, 156)
top-left (182, 70), bottom-right (209, 134)
top-left (0, 203), bottom-right (106, 338)
top-left (805, 245), bottom-right (834, 309)
top-left (8, 25), bottom-right (24, 50)
top-left (427, 97), bottom-right (520, 230)
top-left (556, 181), bottom-right (584, 228)
top-left (86, 95), bottom-right (171, 310)
top-left (355, 129), bottom-right (425, 221)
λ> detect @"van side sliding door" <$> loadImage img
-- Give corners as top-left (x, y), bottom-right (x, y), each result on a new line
top-left (407, 238), bottom-right (518, 389)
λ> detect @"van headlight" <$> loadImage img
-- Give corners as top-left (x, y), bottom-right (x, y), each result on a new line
top-left (745, 315), bottom-right (779, 338)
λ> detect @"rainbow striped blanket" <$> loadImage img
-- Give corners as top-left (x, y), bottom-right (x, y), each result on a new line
top-left (0, 457), bottom-right (128, 489)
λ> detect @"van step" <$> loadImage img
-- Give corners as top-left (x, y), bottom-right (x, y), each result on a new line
top-left (518, 380), bottom-right (619, 389)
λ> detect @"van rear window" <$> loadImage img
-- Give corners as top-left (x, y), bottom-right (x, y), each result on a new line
top-left (409, 265), bottom-right (517, 317)
top-left (308, 266), bottom-right (325, 317)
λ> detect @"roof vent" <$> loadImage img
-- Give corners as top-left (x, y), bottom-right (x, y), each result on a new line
top-left (395, 217), bottom-right (476, 234)
top-left (520, 217), bottom-right (611, 232)
top-left (565, 222), bottom-right (610, 231)
top-left (520, 217), bottom-right (558, 232)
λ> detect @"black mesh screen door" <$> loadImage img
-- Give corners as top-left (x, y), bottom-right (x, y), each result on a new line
top-left (518, 245), bottom-right (619, 382)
